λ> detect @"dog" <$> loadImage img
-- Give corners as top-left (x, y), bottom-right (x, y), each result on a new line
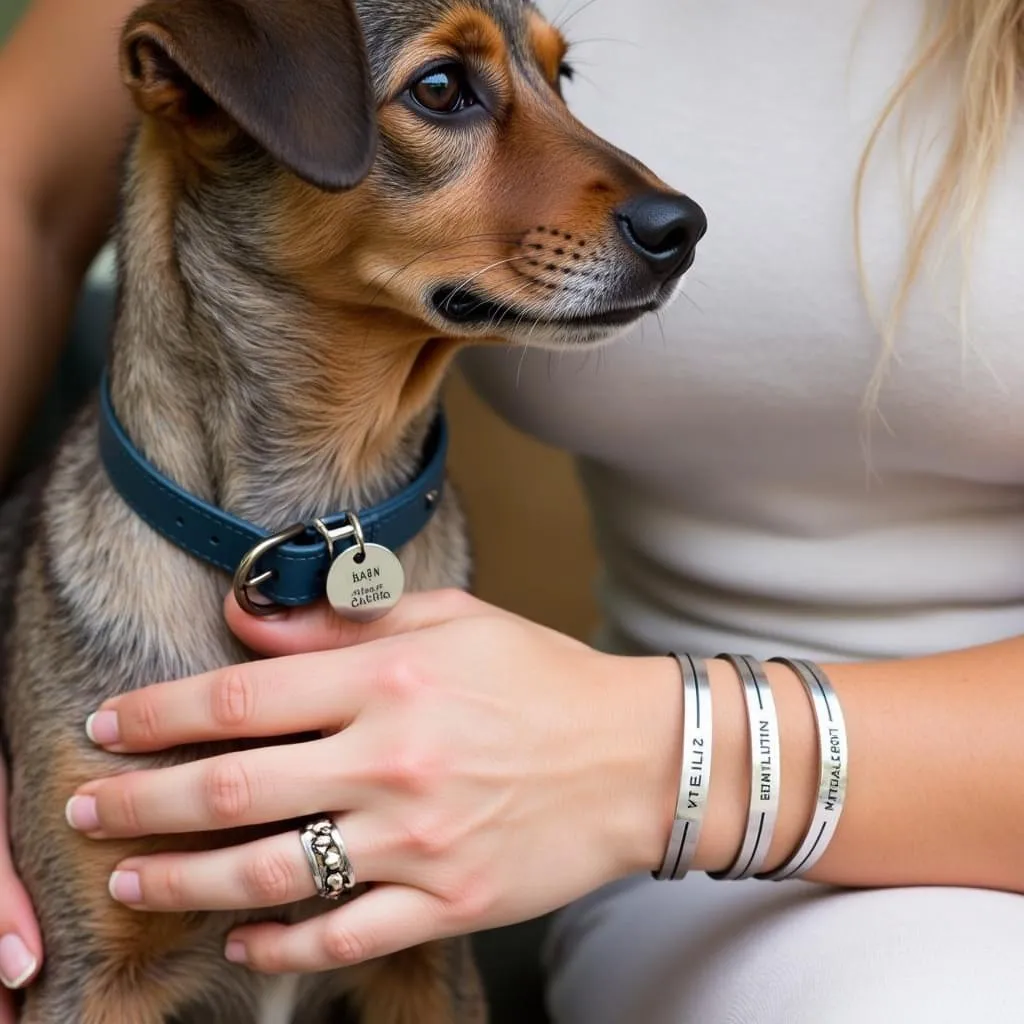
top-left (0, 0), bottom-right (706, 1021)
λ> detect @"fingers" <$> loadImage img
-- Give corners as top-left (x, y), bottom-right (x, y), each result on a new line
top-left (0, 760), bottom-right (42, 993)
top-left (0, 932), bottom-right (37, 992)
top-left (226, 885), bottom-right (452, 974)
top-left (67, 735), bottom-right (363, 838)
top-left (88, 644), bottom-right (384, 754)
top-left (110, 827), bottom-right (318, 912)
top-left (107, 813), bottom-right (404, 913)
top-left (87, 589), bottom-right (495, 756)
top-left (224, 588), bottom-right (490, 658)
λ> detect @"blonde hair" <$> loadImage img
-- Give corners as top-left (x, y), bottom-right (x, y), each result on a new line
top-left (854, 0), bottom-right (1024, 415)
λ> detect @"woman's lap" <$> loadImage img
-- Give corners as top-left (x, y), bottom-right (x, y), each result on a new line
top-left (543, 872), bottom-right (1024, 1023)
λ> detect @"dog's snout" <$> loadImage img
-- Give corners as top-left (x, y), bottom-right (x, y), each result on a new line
top-left (615, 192), bottom-right (707, 277)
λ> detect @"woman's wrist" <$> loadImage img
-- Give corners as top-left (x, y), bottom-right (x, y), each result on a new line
top-left (587, 651), bottom-right (685, 877)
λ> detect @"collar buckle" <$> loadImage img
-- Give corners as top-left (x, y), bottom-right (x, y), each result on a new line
top-left (232, 522), bottom-right (309, 616)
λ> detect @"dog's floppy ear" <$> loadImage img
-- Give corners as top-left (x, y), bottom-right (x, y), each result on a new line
top-left (120, 0), bottom-right (376, 191)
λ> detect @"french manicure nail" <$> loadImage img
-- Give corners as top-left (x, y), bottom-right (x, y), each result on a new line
top-left (0, 934), bottom-right (37, 989)
top-left (85, 711), bottom-right (121, 747)
top-left (225, 940), bottom-right (248, 964)
top-left (108, 870), bottom-right (143, 905)
top-left (65, 795), bottom-right (100, 832)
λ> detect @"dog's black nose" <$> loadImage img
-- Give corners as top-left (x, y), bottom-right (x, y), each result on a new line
top-left (615, 192), bottom-right (707, 277)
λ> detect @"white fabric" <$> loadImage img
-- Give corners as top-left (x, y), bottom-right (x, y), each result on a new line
top-left (543, 873), bottom-right (1024, 1024)
top-left (458, 1), bottom-right (1024, 1019)
top-left (461, 0), bottom-right (1024, 664)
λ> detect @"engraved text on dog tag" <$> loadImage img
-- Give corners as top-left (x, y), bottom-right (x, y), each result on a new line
top-left (326, 543), bottom-right (405, 622)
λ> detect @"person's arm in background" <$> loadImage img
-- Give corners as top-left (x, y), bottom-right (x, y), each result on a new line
top-left (0, 0), bottom-right (136, 484)
top-left (0, 0), bottom-right (137, 1007)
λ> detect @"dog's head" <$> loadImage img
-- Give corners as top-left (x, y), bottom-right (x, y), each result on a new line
top-left (120, 0), bottom-right (705, 349)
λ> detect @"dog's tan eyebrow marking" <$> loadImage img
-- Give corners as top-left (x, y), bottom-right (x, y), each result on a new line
top-left (526, 10), bottom-right (568, 86)
top-left (384, 5), bottom-right (511, 101)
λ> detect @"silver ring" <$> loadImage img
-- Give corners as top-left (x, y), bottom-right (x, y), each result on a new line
top-left (300, 817), bottom-right (356, 899)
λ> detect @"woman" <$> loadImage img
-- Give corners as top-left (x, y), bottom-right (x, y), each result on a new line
top-left (4, 1), bottom-right (1024, 1020)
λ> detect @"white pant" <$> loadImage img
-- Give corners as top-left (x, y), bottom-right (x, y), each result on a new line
top-left (543, 873), bottom-right (1024, 1023)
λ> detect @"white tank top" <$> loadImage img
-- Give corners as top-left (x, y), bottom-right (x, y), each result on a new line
top-left (460, 0), bottom-right (1024, 661)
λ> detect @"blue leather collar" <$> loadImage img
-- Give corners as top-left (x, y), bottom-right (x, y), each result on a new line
top-left (98, 372), bottom-right (447, 609)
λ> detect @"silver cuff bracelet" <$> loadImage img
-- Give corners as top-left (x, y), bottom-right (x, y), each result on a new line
top-left (709, 654), bottom-right (780, 881)
top-left (655, 652), bottom-right (713, 881)
top-left (757, 657), bottom-right (848, 881)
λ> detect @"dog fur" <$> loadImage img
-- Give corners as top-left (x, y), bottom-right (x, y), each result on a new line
top-left (0, 0), bottom-right (696, 1021)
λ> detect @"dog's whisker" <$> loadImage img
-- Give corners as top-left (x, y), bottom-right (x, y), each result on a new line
top-left (560, 35), bottom-right (641, 49)
top-left (679, 290), bottom-right (703, 313)
top-left (510, 297), bottom-right (539, 343)
top-left (448, 255), bottom-right (535, 297)
top-left (366, 249), bottom-right (522, 293)
top-left (551, 0), bottom-right (579, 31)
top-left (564, 68), bottom-right (599, 91)
top-left (515, 344), bottom-right (531, 388)
top-left (362, 250), bottom-right (516, 310)
top-left (480, 280), bottom-right (537, 320)
top-left (519, 274), bottom-right (571, 344)
top-left (507, 273), bottom-right (565, 350)
top-left (474, 280), bottom-right (539, 333)
top-left (360, 234), bottom-right (525, 306)
top-left (555, 0), bottom-right (604, 33)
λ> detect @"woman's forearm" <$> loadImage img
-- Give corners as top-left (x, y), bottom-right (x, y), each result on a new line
top-left (659, 638), bottom-right (1024, 892)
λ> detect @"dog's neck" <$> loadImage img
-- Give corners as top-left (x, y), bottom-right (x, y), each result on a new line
top-left (107, 154), bottom-right (462, 533)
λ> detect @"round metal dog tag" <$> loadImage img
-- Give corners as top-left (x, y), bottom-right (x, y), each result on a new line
top-left (326, 544), bottom-right (405, 622)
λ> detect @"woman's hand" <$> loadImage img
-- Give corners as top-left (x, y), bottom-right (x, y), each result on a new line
top-left (0, 758), bottom-right (43, 1016)
top-left (68, 591), bottom-right (680, 974)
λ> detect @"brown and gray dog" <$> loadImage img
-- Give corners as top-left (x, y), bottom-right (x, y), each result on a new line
top-left (0, 0), bottom-right (705, 1021)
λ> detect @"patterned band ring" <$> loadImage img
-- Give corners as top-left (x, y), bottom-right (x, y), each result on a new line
top-left (300, 817), bottom-right (357, 899)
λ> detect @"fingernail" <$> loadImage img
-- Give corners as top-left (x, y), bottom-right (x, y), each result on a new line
top-left (108, 870), bottom-right (143, 905)
top-left (0, 934), bottom-right (37, 989)
top-left (225, 940), bottom-right (248, 964)
top-left (65, 795), bottom-right (100, 832)
top-left (85, 711), bottom-right (120, 747)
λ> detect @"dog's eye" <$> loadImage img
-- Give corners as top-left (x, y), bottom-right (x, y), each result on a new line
top-left (410, 64), bottom-right (477, 114)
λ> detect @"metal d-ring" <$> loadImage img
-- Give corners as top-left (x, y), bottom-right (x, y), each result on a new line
top-left (312, 511), bottom-right (367, 563)
top-left (232, 522), bottom-right (308, 616)
top-left (347, 511), bottom-right (368, 561)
